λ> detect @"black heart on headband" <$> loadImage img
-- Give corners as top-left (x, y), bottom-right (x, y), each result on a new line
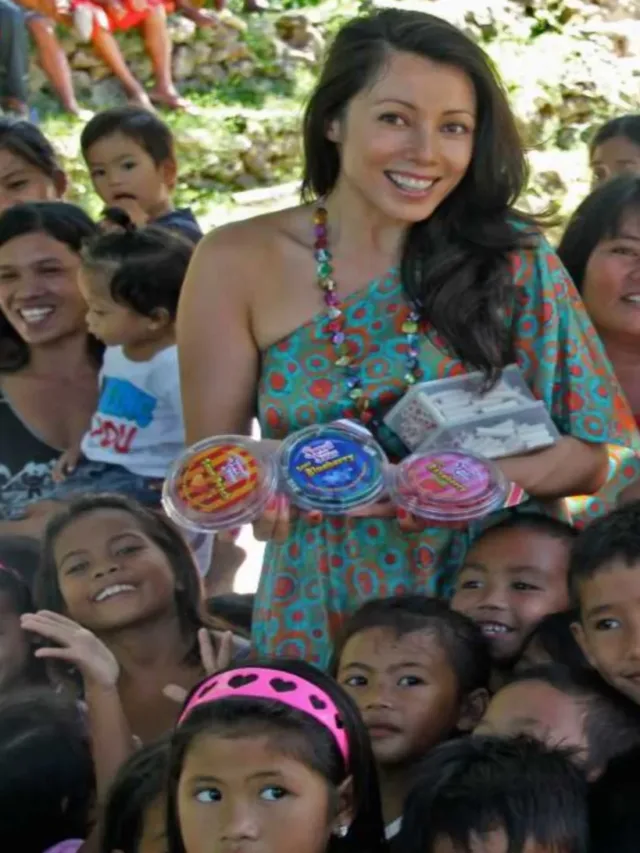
top-left (229, 674), bottom-right (259, 689)
top-left (270, 678), bottom-right (297, 693)
top-left (310, 695), bottom-right (327, 710)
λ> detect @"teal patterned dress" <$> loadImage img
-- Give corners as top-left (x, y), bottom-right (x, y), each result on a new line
top-left (254, 235), bottom-right (640, 668)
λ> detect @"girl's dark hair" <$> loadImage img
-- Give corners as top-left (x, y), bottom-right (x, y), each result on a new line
top-left (101, 736), bottom-right (170, 853)
top-left (0, 566), bottom-right (48, 686)
top-left (589, 744), bottom-right (640, 853)
top-left (167, 658), bottom-right (387, 853)
top-left (330, 595), bottom-right (490, 695)
top-left (518, 610), bottom-right (588, 673)
top-left (302, 8), bottom-right (535, 382)
top-left (0, 201), bottom-right (101, 372)
top-left (557, 174), bottom-right (640, 292)
top-left (35, 494), bottom-right (229, 660)
top-left (82, 209), bottom-right (193, 321)
top-left (0, 687), bottom-right (94, 853)
top-left (505, 664), bottom-right (640, 776)
top-left (0, 117), bottom-right (63, 181)
top-left (0, 535), bottom-right (41, 589)
top-left (399, 735), bottom-right (589, 853)
top-left (476, 511), bottom-right (578, 545)
top-left (589, 114), bottom-right (640, 156)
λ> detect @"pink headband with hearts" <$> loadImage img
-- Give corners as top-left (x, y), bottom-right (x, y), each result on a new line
top-left (178, 667), bottom-right (350, 765)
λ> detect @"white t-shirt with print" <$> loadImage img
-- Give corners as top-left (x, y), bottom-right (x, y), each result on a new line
top-left (81, 345), bottom-right (184, 478)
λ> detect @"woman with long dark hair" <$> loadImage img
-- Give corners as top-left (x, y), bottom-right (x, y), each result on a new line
top-left (0, 201), bottom-right (100, 536)
top-left (177, 9), bottom-right (637, 667)
top-left (558, 174), bottom-right (640, 517)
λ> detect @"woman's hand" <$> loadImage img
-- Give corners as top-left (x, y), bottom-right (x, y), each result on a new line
top-left (163, 628), bottom-right (234, 704)
top-left (20, 610), bottom-right (119, 690)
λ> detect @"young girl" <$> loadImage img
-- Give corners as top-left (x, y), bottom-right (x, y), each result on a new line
top-left (0, 118), bottom-right (67, 213)
top-left (332, 596), bottom-right (489, 840)
top-left (0, 562), bottom-right (47, 692)
top-left (168, 658), bottom-right (387, 853)
top-left (590, 114), bottom-right (640, 186)
top-left (22, 494), bottom-right (241, 795)
top-left (101, 736), bottom-right (170, 853)
top-left (398, 735), bottom-right (588, 853)
top-left (0, 687), bottom-right (94, 853)
top-left (52, 209), bottom-right (192, 506)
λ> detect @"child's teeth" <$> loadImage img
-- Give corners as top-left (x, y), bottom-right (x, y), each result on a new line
top-left (19, 307), bottom-right (53, 324)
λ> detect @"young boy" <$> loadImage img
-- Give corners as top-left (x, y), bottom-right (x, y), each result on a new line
top-left (451, 514), bottom-right (576, 676)
top-left (398, 735), bottom-right (589, 853)
top-left (570, 501), bottom-right (640, 706)
top-left (332, 595), bottom-right (490, 841)
top-left (475, 664), bottom-right (640, 779)
top-left (80, 107), bottom-right (203, 244)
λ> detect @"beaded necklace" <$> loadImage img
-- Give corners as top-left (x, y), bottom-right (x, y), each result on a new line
top-left (313, 204), bottom-right (424, 427)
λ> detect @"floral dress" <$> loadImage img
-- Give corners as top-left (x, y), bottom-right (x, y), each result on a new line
top-left (254, 235), bottom-right (640, 668)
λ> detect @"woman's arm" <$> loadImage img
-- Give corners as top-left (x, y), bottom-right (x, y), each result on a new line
top-left (177, 224), bottom-right (261, 444)
top-left (497, 437), bottom-right (608, 498)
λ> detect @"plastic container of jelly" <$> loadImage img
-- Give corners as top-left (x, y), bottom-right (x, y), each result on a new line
top-left (389, 448), bottom-right (508, 523)
top-left (277, 421), bottom-right (388, 514)
top-left (162, 436), bottom-right (278, 532)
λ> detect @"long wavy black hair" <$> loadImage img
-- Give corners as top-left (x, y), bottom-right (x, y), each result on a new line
top-left (302, 8), bottom-right (536, 382)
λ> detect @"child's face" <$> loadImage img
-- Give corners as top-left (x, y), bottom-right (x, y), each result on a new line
top-left (53, 509), bottom-right (178, 634)
top-left (85, 132), bottom-right (173, 219)
top-left (452, 528), bottom-right (570, 665)
top-left (573, 560), bottom-right (640, 705)
top-left (177, 733), bottom-right (347, 853)
top-left (433, 829), bottom-right (563, 853)
top-left (0, 591), bottom-right (31, 691)
top-left (78, 267), bottom-right (157, 348)
top-left (337, 627), bottom-right (463, 767)
top-left (474, 680), bottom-right (588, 764)
top-left (0, 148), bottom-right (64, 213)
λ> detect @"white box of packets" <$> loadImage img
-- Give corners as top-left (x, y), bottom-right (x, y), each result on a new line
top-left (383, 365), bottom-right (560, 459)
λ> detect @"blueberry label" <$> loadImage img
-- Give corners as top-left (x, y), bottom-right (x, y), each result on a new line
top-left (285, 433), bottom-right (381, 506)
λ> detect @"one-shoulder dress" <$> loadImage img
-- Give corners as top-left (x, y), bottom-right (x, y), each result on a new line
top-left (254, 235), bottom-right (640, 667)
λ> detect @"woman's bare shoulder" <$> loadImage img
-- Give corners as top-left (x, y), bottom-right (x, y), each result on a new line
top-left (197, 203), bottom-right (311, 266)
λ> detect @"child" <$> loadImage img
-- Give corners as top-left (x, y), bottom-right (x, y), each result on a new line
top-left (80, 108), bottom-right (202, 243)
top-left (332, 595), bottom-right (490, 837)
top-left (0, 687), bottom-right (94, 853)
top-left (569, 500), bottom-right (640, 706)
top-left (52, 212), bottom-right (191, 504)
top-left (590, 114), bottom-right (640, 186)
top-left (0, 563), bottom-right (47, 692)
top-left (516, 610), bottom-right (588, 673)
top-left (168, 659), bottom-right (387, 853)
top-left (589, 744), bottom-right (640, 853)
top-left (398, 735), bottom-right (589, 853)
top-left (0, 117), bottom-right (67, 212)
top-left (23, 494), bottom-right (240, 748)
top-left (101, 736), bottom-right (169, 853)
top-left (451, 514), bottom-right (575, 676)
top-left (476, 664), bottom-right (640, 779)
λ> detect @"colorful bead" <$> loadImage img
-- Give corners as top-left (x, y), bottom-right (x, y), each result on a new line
top-left (313, 204), bottom-right (422, 426)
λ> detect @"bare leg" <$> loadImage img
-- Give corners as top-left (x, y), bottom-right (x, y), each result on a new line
top-left (142, 5), bottom-right (189, 109)
top-left (27, 17), bottom-right (81, 114)
top-left (90, 24), bottom-right (153, 108)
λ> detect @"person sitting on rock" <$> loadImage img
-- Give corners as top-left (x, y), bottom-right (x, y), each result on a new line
top-left (18, 0), bottom-right (189, 111)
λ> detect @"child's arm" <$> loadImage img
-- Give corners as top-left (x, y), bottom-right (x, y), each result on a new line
top-left (20, 611), bottom-right (135, 804)
top-left (52, 442), bottom-right (82, 483)
top-left (174, 0), bottom-right (220, 27)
